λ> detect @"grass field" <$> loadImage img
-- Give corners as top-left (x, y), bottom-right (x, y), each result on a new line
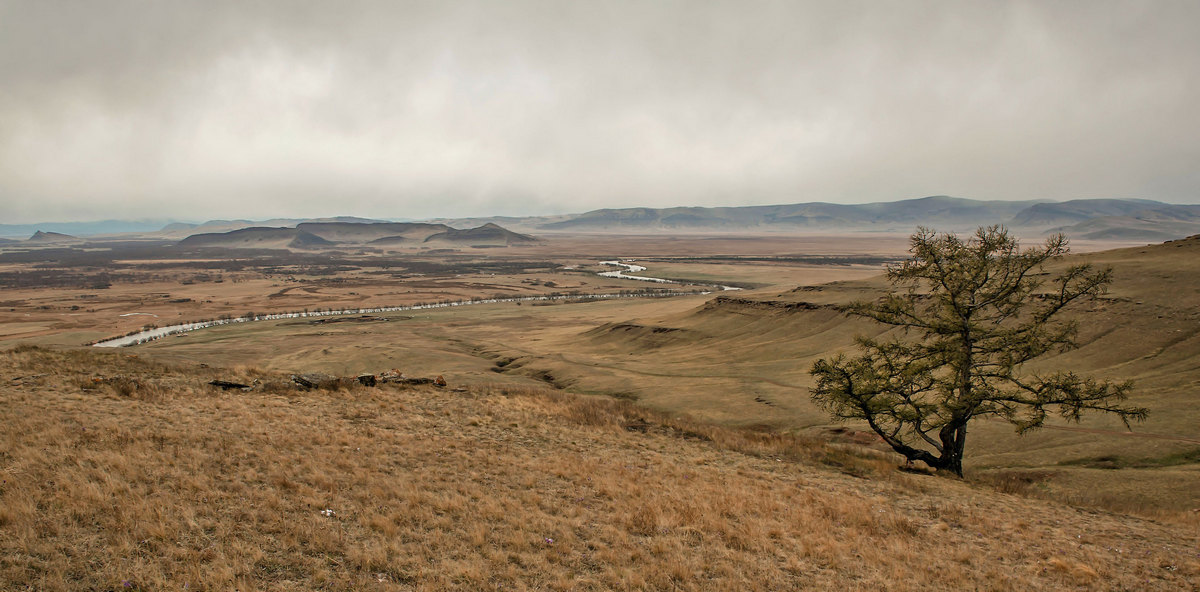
top-left (2, 231), bottom-right (1197, 589)
top-left (108, 234), bottom-right (1200, 519)
top-left (2, 346), bottom-right (1196, 591)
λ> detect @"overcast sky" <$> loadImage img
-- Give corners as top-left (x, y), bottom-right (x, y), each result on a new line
top-left (2, 1), bottom-right (1197, 223)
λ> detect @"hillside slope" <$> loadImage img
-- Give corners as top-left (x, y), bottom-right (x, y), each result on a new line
top-left (2, 346), bottom-right (1195, 590)
top-left (491, 235), bottom-right (1200, 514)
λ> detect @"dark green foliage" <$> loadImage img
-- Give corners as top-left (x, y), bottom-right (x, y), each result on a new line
top-left (810, 226), bottom-right (1147, 477)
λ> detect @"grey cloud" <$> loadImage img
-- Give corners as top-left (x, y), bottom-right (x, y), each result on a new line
top-left (1, 0), bottom-right (1197, 223)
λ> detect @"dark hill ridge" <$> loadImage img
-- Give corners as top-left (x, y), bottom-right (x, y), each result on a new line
top-left (27, 230), bottom-right (81, 243)
top-left (423, 223), bottom-right (538, 245)
top-left (177, 226), bottom-right (337, 251)
top-left (177, 227), bottom-right (301, 249)
top-left (296, 221), bottom-right (451, 243)
top-left (178, 222), bottom-right (536, 249)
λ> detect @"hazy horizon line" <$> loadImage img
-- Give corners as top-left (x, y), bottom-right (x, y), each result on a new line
top-left (3, 193), bottom-right (1184, 228)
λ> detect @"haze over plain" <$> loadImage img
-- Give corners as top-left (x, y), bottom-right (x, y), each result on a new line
top-left (2, 0), bottom-right (1199, 224)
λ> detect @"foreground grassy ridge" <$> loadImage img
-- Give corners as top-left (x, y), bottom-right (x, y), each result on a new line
top-left (1, 347), bottom-right (1197, 591)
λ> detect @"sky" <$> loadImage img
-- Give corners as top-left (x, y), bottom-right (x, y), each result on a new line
top-left (1, 1), bottom-right (1198, 224)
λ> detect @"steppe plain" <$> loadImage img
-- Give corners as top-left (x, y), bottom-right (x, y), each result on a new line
top-left (1, 229), bottom-right (1197, 590)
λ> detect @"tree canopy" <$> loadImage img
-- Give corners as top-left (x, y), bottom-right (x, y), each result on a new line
top-left (809, 226), bottom-right (1146, 477)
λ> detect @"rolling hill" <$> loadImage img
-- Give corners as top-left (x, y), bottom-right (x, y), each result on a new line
top-left (487, 234), bottom-right (1200, 515)
top-left (1050, 204), bottom-right (1200, 240)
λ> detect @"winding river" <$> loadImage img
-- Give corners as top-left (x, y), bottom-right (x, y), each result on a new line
top-left (93, 260), bottom-right (736, 348)
top-left (598, 260), bottom-right (743, 292)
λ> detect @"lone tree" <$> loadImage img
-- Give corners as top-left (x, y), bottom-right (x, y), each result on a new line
top-left (809, 226), bottom-right (1146, 477)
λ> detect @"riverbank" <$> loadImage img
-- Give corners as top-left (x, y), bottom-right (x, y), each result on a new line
top-left (92, 289), bottom-right (710, 348)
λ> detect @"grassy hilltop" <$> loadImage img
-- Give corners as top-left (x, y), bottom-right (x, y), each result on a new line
top-left (2, 346), bottom-right (1198, 591)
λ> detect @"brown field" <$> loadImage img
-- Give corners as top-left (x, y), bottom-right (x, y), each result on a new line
top-left (0, 233), bottom-right (897, 348)
top-left (1, 231), bottom-right (1197, 589)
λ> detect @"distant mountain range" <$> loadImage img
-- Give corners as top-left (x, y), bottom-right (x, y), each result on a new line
top-left (541, 196), bottom-right (1040, 231)
top-left (0, 216), bottom-right (397, 239)
top-left (0, 219), bottom-right (176, 239)
top-left (433, 196), bottom-right (1200, 240)
top-left (5, 197), bottom-right (1199, 244)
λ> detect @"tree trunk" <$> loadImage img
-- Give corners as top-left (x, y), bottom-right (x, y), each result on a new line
top-left (936, 422), bottom-right (967, 477)
top-left (941, 449), bottom-right (964, 478)
top-left (870, 417), bottom-right (968, 477)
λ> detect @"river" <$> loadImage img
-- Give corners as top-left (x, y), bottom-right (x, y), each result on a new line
top-left (93, 260), bottom-right (737, 348)
top-left (598, 260), bottom-right (743, 291)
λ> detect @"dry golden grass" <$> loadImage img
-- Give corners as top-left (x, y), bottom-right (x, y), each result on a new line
top-left (457, 236), bottom-right (1200, 517)
top-left (2, 346), bottom-right (1197, 591)
top-left (27, 232), bottom-right (1190, 523)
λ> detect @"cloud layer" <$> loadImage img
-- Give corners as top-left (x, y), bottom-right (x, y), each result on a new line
top-left (2, 1), bottom-right (1197, 222)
